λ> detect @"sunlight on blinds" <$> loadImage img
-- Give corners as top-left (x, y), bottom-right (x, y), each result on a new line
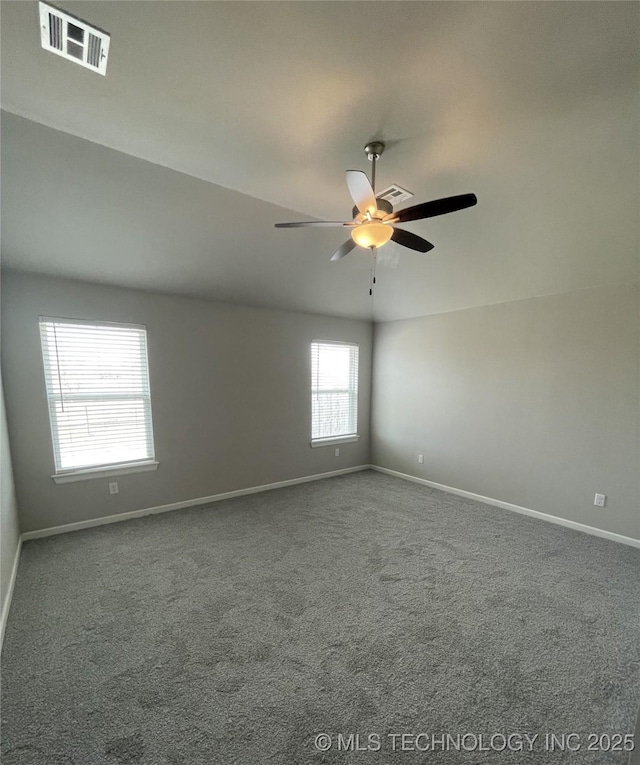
top-left (311, 341), bottom-right (359, 440)
top-left (39, 318), bottom-right (155, 472)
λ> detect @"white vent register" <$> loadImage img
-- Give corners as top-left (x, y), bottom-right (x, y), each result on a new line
top-left (376, 184), bottom-right (413, 207)
top-left (39, 2), bottom-right (110, 75)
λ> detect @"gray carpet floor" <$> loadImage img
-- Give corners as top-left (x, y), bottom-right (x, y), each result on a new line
top-left (2, 470), bottom-right (639, 764)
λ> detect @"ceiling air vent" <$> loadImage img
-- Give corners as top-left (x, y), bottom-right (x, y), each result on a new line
top-left (39, 2), bottom-right (110, 75)
top-left (376, 184), bottom-right (414, 208)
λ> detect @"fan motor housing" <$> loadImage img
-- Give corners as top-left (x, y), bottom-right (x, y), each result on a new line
top-left (352, 197), bottom-right (393, 219)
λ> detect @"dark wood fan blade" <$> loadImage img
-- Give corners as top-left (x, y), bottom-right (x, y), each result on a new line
top-left (275, 221), bottom-right (355, 228)
top-left (386, 193), bottom-right (477, 224)
top-left (391, 228), bottom-right (435, 253)
top-left (331, 239), bottom-right (357, 261)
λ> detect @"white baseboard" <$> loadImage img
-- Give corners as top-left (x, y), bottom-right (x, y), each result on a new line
top-left (21, 465), bottom-right (372, 541)
top-left (1, 535), bottom-right (23, 649)
top-left (371, 465), bottom-right (640, 549)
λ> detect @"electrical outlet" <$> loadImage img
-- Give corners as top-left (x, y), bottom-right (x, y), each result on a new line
top-left (418, 454), bottom-right (424, 464)
top-left (334, 448), bottom-right (340, 457)
top-left (594, 493), bottom-right (606, 508)
top-left (109, 481), bottom-right (119, 495)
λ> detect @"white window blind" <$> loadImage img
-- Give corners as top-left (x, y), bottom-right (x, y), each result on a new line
top-left (311, 341), bottom-right (359, 441)
top-left (39, 317), bottom-right (155, 473)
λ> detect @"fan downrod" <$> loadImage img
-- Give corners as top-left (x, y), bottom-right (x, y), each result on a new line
top-left (364, 141), bottom-right (385, 161)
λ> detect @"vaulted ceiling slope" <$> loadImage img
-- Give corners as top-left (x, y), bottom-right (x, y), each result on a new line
top-left (1, 2), bottom-right (638, 321)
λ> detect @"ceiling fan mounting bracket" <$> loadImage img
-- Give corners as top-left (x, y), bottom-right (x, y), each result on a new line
top-left (364, 141), bottom-right (385, 161)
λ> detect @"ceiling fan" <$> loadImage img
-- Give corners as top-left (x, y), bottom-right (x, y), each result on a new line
top-left (275, 141), bottom-right (477, 261)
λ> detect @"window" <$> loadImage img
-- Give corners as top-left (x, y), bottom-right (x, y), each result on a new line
top-left (311, 341), bottom-right (359, 444)
top-left (39, 317), bottom-right (156, 477)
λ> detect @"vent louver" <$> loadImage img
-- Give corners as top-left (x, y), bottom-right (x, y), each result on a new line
top-left (376, 184), bottom-right (414, 207)
top-left (39, 2), bottom-right (110, 75)
top-left (48, 12), bottom-right (62, 50)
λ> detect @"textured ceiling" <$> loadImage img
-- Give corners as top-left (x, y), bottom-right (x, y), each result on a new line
top-left (1, 1), bottom-right (638, 321)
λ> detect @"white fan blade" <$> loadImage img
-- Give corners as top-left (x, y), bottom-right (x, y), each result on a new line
top-left (346, 170), bottom-right (377, 216)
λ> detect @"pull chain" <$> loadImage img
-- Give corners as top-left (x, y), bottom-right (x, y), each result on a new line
top-left (369, 247), bottom-right (377, 296)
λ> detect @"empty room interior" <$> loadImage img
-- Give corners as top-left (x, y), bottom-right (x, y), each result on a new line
top-left (1, 2), bottom-right (639, 763)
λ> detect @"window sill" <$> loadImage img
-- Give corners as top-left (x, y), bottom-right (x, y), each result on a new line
top-left (310, 435), bottom-right (360, 448)
top-left (52, 461), bottom-right (159, 484)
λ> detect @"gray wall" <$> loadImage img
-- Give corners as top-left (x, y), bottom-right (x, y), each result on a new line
top-left (4, 270), bottom-right (638, 541)
top-left (372, 283), bottom-right (639, 540)
top-left (1, 374), bottom-right (21, 618)
top-left (1, 271), bottom-right (372, 533)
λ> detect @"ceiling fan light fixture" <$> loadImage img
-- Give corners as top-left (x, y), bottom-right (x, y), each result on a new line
top-left (351, 221), bottom-right (393, 250)
top-left (275, 140), bottom-right (476, 263)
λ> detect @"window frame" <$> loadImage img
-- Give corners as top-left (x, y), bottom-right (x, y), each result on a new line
top-left (310, 339), bottom-right (360, 448)
top-left (39, 316), bottom-right (158, 483)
